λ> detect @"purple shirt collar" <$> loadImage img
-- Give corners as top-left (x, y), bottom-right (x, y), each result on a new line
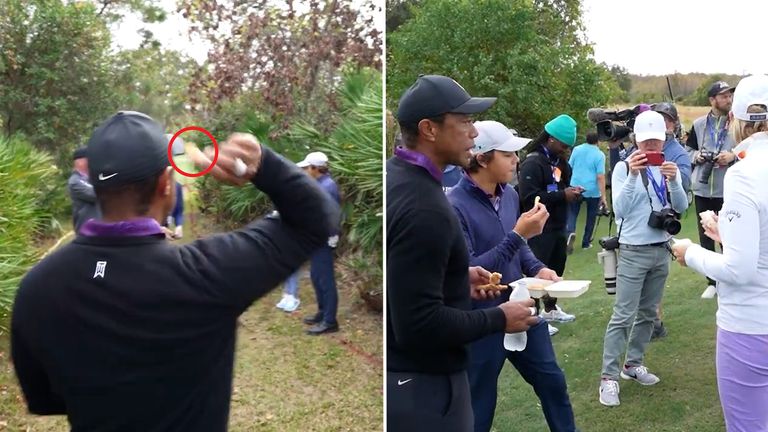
top-left (79, 217), bottom-right (165, 237)
top-left (394, 146), bottom-right (443, 182)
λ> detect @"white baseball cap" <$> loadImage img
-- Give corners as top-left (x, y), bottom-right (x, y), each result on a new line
top-left (296, 151), bottom-right (328, 168)
top-left (472, 120), bottom-right (531, 154)
top-left (633, 111), bottom-right (666, 143)
top-left (732, 74), bottom-right (768, 122)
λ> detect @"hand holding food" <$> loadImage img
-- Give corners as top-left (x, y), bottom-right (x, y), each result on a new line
top-left (514, 202), bottom-right (549, 239)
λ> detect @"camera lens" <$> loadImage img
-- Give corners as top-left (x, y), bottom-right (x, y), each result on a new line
top-left (664, 219), bottom-right (682, 235)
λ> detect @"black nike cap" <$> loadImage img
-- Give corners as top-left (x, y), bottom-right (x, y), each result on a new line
top-left (396, 75), bottom-right (497, 125)
top-left (87, 111), bottom-right (169, 187)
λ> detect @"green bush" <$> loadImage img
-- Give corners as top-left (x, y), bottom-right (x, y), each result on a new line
top-left (387, 0), bottom-right (619, 138)
top-left (0, 135), bottom-right (64, 330)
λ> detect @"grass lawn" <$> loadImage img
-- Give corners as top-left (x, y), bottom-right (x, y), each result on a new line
top-left (493, 203), bottom-right (724, 431)
top-left (0, 218), bottom-right (383, 431)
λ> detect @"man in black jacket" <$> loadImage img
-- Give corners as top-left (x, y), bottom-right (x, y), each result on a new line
top-left (387, 75), bottom-right (541, 432)
top-left (67, 147), bottom-right (101, 233)
top-left (12, 111), bottom-right (339, 432)
top-left (519, 115), bottom-right (582, 336)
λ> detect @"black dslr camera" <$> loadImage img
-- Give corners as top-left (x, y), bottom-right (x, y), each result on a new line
top-left (647, 208), bottom-right (681, 235)
top-left (598, 236), bottom-right (620, 251)
top-left (698, 150), bottom-right (720, 184)
top-left (597, 201), bottom-right (611, 217)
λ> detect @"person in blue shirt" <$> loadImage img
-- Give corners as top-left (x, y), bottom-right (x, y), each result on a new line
top-left (567, 131), bottom-right (606, 252)
top-left (448, 121), bottom-right (578, 432)
top-left (297, 151), bottom-right (342, 335)
top-left (598, 111), bottom-right (688, 407)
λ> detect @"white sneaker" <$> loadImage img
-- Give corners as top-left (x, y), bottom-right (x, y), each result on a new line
top-left (701, 285), bottom-right (717, 299)
top-left (283, 295), bottom-right (300, 312)
top-left (276, 294), bottom-right (290, 310)
top-left (548, 324), bottom-right (559, 336)
top-left (540, 305), bottom-right (576, 322)
top-left (620, 365), bottom-right (660, 386)
top-left (599, 379), bottom-right (620, 407)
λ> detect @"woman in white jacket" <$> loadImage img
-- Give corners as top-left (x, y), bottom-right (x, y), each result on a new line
top-left (673, 74), bottom-right (768, 432)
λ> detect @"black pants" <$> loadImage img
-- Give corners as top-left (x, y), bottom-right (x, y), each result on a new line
top-left (528, 230), bottom-right (568, 312)
top-left (694, 195), bottom-right (723, 286)
top-left (387, 370), bottom-right (473, 432)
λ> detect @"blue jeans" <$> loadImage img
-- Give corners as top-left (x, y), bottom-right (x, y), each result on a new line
top-left (468, 319), bottom-right (576, 432)
top-left (566, 198), bottom-right (600, 248)
top-left (310, 246), bottom-right (338, 325)
top-left (282, 270), bottom-right (300, 297)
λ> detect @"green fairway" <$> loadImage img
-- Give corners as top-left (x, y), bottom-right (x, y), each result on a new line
top-left (493, 202), bottom-right (724, 432)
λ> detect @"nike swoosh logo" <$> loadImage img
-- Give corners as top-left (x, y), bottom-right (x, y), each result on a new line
top-left (98, 172), bottom-right (118, 180)
top-left (397, 379), bottom-right (412, 386)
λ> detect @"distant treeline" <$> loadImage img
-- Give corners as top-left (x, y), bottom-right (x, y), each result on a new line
top-left (608, 65), bottom-right (743, 106)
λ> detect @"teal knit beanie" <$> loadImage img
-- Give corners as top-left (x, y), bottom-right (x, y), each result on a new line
top-left (544, 114), bottom-right (577, 147)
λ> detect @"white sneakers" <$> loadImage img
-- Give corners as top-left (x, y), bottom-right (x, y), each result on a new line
top-left (276, 294), bottom-right (300, 312)
top-left (701, 284), bottom-right (717, 299)
top-left (548, 324), bottom-right (559, 336)
top-left (600, 365), bottom-right (660, 407)
top-left (540, 305), bottom-right (576, 322)
top-left (599, 379), bottom-right (620, 407)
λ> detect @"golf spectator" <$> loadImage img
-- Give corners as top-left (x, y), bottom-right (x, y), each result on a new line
top-left (448, 120), bottom-right (577, 432)
top-left (672, 74), bottom-right (768, 432)
top-left (67, 147), bottom-right (100, 234)
top-left (598, 111), bottom-right (688, 407)
top-left (296, 151), bottom-right (342, 335)
top-left (11, 111), bottom-right (339, 431)
top-left (566, 131), bottom-right (606, 253)
top-left (387, 75), bottom-right (539, 431)
top-left (685, 81), bottom-right (738, 299)
top-left (518, 114), bottom-right (581, 336)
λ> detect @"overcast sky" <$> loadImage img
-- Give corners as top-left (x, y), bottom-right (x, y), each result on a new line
top-left (582, 0), bottom-right (767, 76)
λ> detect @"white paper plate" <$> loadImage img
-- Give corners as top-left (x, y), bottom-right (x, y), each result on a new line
top-left (508, 278), bottom-right (590, 299)
top-left (545, 280), bottom-right (591, 298)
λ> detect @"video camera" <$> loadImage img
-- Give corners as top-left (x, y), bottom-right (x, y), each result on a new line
top-left (587, 105), bottom-right (647, 142)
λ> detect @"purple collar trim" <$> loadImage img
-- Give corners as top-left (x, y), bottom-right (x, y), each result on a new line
top-left (463, 172), bottom-right (505, 198)
top-left (79, 217), bottom-right (165, 237)
top-left (394, 146), bottom-right (443, 182)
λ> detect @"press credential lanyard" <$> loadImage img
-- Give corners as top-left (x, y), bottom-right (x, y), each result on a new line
top-left (645, 167), bottom-right (667, 207)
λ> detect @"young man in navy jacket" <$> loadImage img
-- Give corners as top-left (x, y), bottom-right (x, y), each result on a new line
top-left (448, 120), bottom-right (578, 432)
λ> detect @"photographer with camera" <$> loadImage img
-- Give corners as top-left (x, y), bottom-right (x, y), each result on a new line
top-left (519, 114), bottom-right (582, 336)
top-left (685, 81), bottom-right (738, 299)
top-left (598, 111), bottom-right (688, 407)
